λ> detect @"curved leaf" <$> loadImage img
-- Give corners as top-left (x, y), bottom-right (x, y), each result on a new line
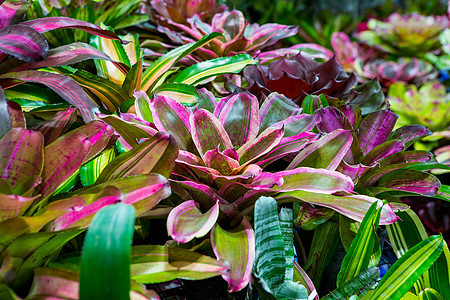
top-left (154, 82), bottom-right (199, 106)
top-left (167, 200), bottom-right (219, 243)
top-left (0, 128), bottom-right (43, 190)
top-left (218, 92), bottom-right (259, 149)
top-left (80, 203), bottom-right (136, 300)
top-left (130, 245), bottom-right (228, 283)
top-left (172, 53), bottom-right (257, 85)
top-left (32, 107), bottom-right (77, 146)
top-left (0, 70), bottom-right (99, 122)
top-left (369, 235), bottom-right (444, 300)
top-left (211, 219), bottom-right (255, 292)
top-left (0, 24), bottom-right (48, 62)
top-left (95, 132), bottom-right (178, 183)
top-left (22, 17), bottom-right (126, 42)
top-left (0, 86), bottom-right (11, 139)
top-left (141, 32), bottom-right (221, 92)
top-left (190, 109), bottom-right (233, 158)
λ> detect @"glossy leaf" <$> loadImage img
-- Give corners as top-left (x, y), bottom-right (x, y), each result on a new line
top-left (154, 82), bottom-right (199, 106)
top-left (145, 93), bottom-right (197, 153)
top-left (80, 203), bottom-right (136, 300)
top-left (190, 109), bottom-right (233, 158)
top-left (0, 24), bottom-right (48, 62)
top-left (258, 92), bottom-right (302, 134)
top-left (276, 190), bottom-right (400, 225)
top-left (39, 132), bottom-right (91, 199)
top-left (32, 107), bottom-right (77, 146)
top-left (0, 70), bottom-right (99, 122)
top-left (376, 169), bottom-right (440, 197)
top-left (70, 69), bottom-right (130, 112)
top-left (130, 245), bottom-right (228, 283)
top-left (13, 42), bottom-right (127, 72)
top-left (172, 53), bottom-right (257, 85)
top-left (322, 267), bottom-right (380, 300)
top-left (218, 92), bottom-right (259, 149)
top-left (95, 132), bottom-right (178, 183)
top-left (167, 200), bottom-right (219, 243)
top-left (337, 202), bottom-right (381, 287)
top-left (211, 219), bottom-right (255, 292)
top-left (237, 126), bottom-right (284, 165)
top-left (0, 128), bottom-right (43, 190)
top-left (357, 110), bottom-right (398, 155)
top-left (254, 196), bottom-right (287, 292)
top-left (0, 87), bottom-right (11, 139)
top-left (80, 148), bottom-right (116, 187)
top-left (369, 235), bottom-right (444, 300)
top-left (288, 129), bottom-right (353, 170)
top-left (0, 194), bottom-right (39, 221)
top-left (141, 32), bottom-right (221, 92)
top-left (22, 16), bottom-right (126, 41)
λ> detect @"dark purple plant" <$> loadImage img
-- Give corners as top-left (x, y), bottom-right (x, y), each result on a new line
top-left (244, 53), bottom-right (357, 105)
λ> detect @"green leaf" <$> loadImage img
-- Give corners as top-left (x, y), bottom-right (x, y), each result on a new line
top-left (419, 288), bottom-right (444, 300)
top-left (304, 221), bottom-right (340, 287)
top-left (70, 69), bottom-right (130, 112)
top-left (322, 267), bottom-right (380, 300)
top-left (141, 32), bottom-right (221, 92)
top-left (172, 54), bottom-right (257, 85)
top-left (95, 132), bottom-right (178, 183)
top-left (80, 148), bottom-right (116, 187)
top-left (0, 87), bottom-right (11, 139)
top-left (130, 245), bottom-right (228, 283)
top-left (211, 219), bottom-right (255, 292)
top-left (274, 281), bottom-right (308, 299)
top-left (254, 196), bottom-right (286, 293)
top-left (369, 235), bottom-right (444, 300)
top-left (337, 202), bottom-right (381, 287)
top-left (80, 203), bottom-right (136, 300)
top-left (154, 82), bottom-right (199, 106)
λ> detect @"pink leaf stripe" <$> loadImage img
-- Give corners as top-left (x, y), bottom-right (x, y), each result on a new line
top-left (0, 70), bottom-right (99, 122)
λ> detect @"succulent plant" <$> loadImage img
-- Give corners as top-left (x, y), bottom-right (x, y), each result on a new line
top-left (359, 57), bottom-right (437, 88)
top-left (244, 52), bottom-right (357, 105)
top-left (388, 81), bottom-right (450, 132)
top-left (356, 13), bottom-right (449, 57)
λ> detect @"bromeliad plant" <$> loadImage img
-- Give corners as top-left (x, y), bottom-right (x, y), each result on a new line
top-left (148, 8), bottom-right (298, 60)
top-left (109, 90), bottom-right (404, 292)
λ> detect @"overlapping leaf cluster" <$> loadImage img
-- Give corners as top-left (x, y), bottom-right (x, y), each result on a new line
top-left (0, 0), bottom-right (449, 299)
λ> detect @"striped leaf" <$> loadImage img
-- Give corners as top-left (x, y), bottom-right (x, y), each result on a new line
top-left (90, 25), bottom-right (130, 85)
top-left (387, 209), bottom-right (450, 296)
top-left (0, 24), bottom-right (48, 62)
top-left (322, 267), bottom-right (380, 300)
top-left (80, 203), bottom-right (136, 300)
top-left (337, 202), bottom-right (381, 287)
top-left (254, 196), bottom-right (287, 293)
top-left (171, 54), bottom-right (257, 85)
top-left (211, 219), bottom-right (255, 292)
top-left (70, 69), bottom-right (130, 112)
top-left (154, 82), bottom-right (199, 106)
top-left (369, 235), bottom-right (444, 300)
top-left (288, 129), bottom-right (353, 171)
top-left (95, 132), bottom-right (178, 183)
top-left (141, 32), bottom-right (221, 92)
top-left (6, 101), bottom-right (25, 129)
top-left (27, 267), bottom-right (155, 300)
top-left (167, 200), bottom-right (219, 243)
top-left (0, 70), bottom-right (99, 122)
top-left (122, 58), bottom-right (143, 95)
top-left (13, 42), bottom-right (128, 72)
top-left (419, 288), bottom-right (444, 300)
top-left (22, 17), bottom-right (126, 42)
top-left (130, 245), bottom-right (228, 283)
top-left (0, 128), bottom-right (43, 191)
top-left (0, 86), bottom-right (11, 139)
top-left (38, 133), bottom-right (91, 199)
top-left (32, 107), bottom-right (77, 145)
top-left (80, 148), bottom-right (116, 187)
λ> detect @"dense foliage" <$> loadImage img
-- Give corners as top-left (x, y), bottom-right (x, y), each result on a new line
top-left (0, 0), bottom-right (449, 299)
